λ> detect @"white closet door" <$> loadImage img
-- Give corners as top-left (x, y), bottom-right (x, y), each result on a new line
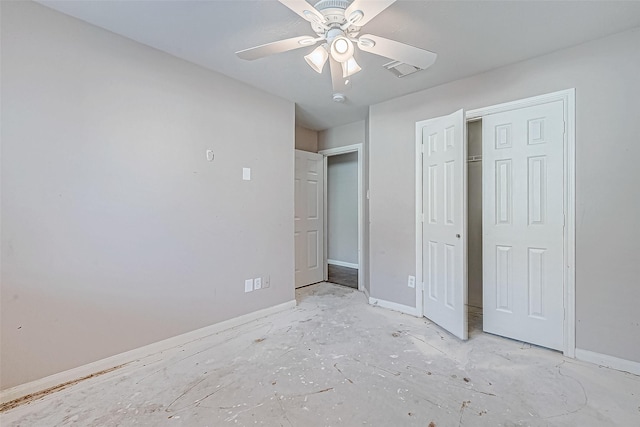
top-left (295, 150), bottom-right (324, 288)
top-left (420, 109), bottom-right (468, 340)
top-left (483, 101), bottom-right (565, 350)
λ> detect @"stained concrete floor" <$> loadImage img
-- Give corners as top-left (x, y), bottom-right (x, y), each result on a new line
top-left (2, 283), bottom-right (639, 426)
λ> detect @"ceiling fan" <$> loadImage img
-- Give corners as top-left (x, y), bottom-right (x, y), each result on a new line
top-left (236, 0), bottom-right (437, 93)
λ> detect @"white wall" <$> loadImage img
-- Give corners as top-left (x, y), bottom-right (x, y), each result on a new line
top-left (295, 125), bottom-right (318, 153)
top-left (327, 153), bottom-right (358, 266)
top-left (1, 1), bottom-right (295, 389)
top-left (369, 27), bottom-right (640, 362)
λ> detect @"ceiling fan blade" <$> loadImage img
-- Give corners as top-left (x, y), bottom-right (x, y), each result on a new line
top-left (236, 36), bottom-right (318, 61)
top-left (345, 0), bottom-right (395, 27)
top-left (279, 0), bottom-right (326, 24)
top-left (329, 57), bottom-right (351, 92)
top-left (357, 34), bottom-right (437, 70)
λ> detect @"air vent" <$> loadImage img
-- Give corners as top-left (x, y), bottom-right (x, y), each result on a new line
top-left (383, 60), bottom-right (423, 78)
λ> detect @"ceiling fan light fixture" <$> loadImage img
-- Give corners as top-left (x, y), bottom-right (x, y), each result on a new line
top-left (341, 56), bottom-right (361, 78)
top-left (304, 45), bottom-right (329, 73)
top-left (330, 36), bottom-right (354, 62)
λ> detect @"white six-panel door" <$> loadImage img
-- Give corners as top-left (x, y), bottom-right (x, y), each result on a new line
top-left (295, 150), bottom-right (324, 288)
top-left (482, 101), bottom-right (565, 350)
top-left (420, 109), bottom-right (468, 340)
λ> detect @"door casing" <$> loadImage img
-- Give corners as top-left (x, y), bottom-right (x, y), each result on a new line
top-left (415, 88), bottom-right (576, 357)
top-left (319, 144), bottom-right (364, 292)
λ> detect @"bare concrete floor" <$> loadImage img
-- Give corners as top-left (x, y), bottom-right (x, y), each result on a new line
top-left (2, 282), bottom-right (639, 426)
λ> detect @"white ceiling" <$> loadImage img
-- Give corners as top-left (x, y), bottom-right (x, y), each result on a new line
top-left (39, 0), bottom-right (640, 131)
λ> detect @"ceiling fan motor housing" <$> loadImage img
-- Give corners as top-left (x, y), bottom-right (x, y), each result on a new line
top-left (311, 0), bottom-right (361, 37)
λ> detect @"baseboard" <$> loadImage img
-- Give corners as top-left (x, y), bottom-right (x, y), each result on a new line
top-left (327, 259), bottom-right (359, 269)
top-left (575, 348), bottom-right (640, 376)
top-left (368, 297), bottom-right (421, 317)
top-left (0, 299), bottom-right (297, 405)
top-left (362, 286), bottom-right (370, 300)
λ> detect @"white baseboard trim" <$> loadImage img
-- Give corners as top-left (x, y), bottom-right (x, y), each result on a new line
top-left (575, 348), bottom-right (640, 376)
top-left (1, 299), bottom-right (297, 405)
top-left (327, 259), bottom-right (359, 269)
top-left (362, 287), bottom-right (370, 300)
top-left (368, 297), bottom-right (421, 317)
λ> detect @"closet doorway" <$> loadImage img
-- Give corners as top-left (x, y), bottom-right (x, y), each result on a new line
top-left (416, 89), bottom-right (576, 356)
top-left (319, 144), bottom-right (364, 291)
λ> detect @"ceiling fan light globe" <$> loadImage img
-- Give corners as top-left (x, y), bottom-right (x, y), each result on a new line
top-left (330, 36), bottom-right (354, 62)
top-left (304, 45), bottom-right (329, 73)
top-left (335, 39), bottom-right (348, 54)
top-left (341, 56), bottom-right (362, 78)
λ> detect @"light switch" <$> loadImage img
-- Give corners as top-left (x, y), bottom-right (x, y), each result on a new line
top-left (245, 279), bottom-right (253, 293)
top-left (243, 168), bottom-right (251, 180)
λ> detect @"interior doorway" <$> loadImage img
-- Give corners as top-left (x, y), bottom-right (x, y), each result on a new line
top-left (326, 152), bottom-right (359, 288)
top-left (319, 144), bottom-right (364, 291)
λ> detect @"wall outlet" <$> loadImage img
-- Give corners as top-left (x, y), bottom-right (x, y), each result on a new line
top-left (244, 279), bottom-right (253, 293)
top-left (408, 275), bottom-right (416, 288)
top-left (263, 275), bottom-right (270, 288)
top-left (254, 277), bottom-right (262, 290)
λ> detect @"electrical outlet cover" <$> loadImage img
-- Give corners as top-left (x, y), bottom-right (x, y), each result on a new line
top-left (408, 275), bottom-right (416, 288)
top-left (254, 277), bottom-right (262, 290)
top-left (263, 275), bottom-right (270, 288)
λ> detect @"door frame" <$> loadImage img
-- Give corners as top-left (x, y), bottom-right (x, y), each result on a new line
top-left (319, 144), bottom-right (364, 291)
top-left (415, 88), bottom-right (576, 357)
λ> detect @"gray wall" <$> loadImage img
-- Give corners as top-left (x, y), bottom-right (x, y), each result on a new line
top-left (369, 27), bottom-right (640, 362)
top-left (467, 121), bottom-right (482, 308)
top-left (318, 120), bottom-right (369, 294)
top-left (1, 1), bottom-right (295, 389)
top-left (327, 153), bottom-right (359, 266)
top-left (318, 120), bottom-right (365, 151)
top-left (295, 125), bottom-right (318, 153)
